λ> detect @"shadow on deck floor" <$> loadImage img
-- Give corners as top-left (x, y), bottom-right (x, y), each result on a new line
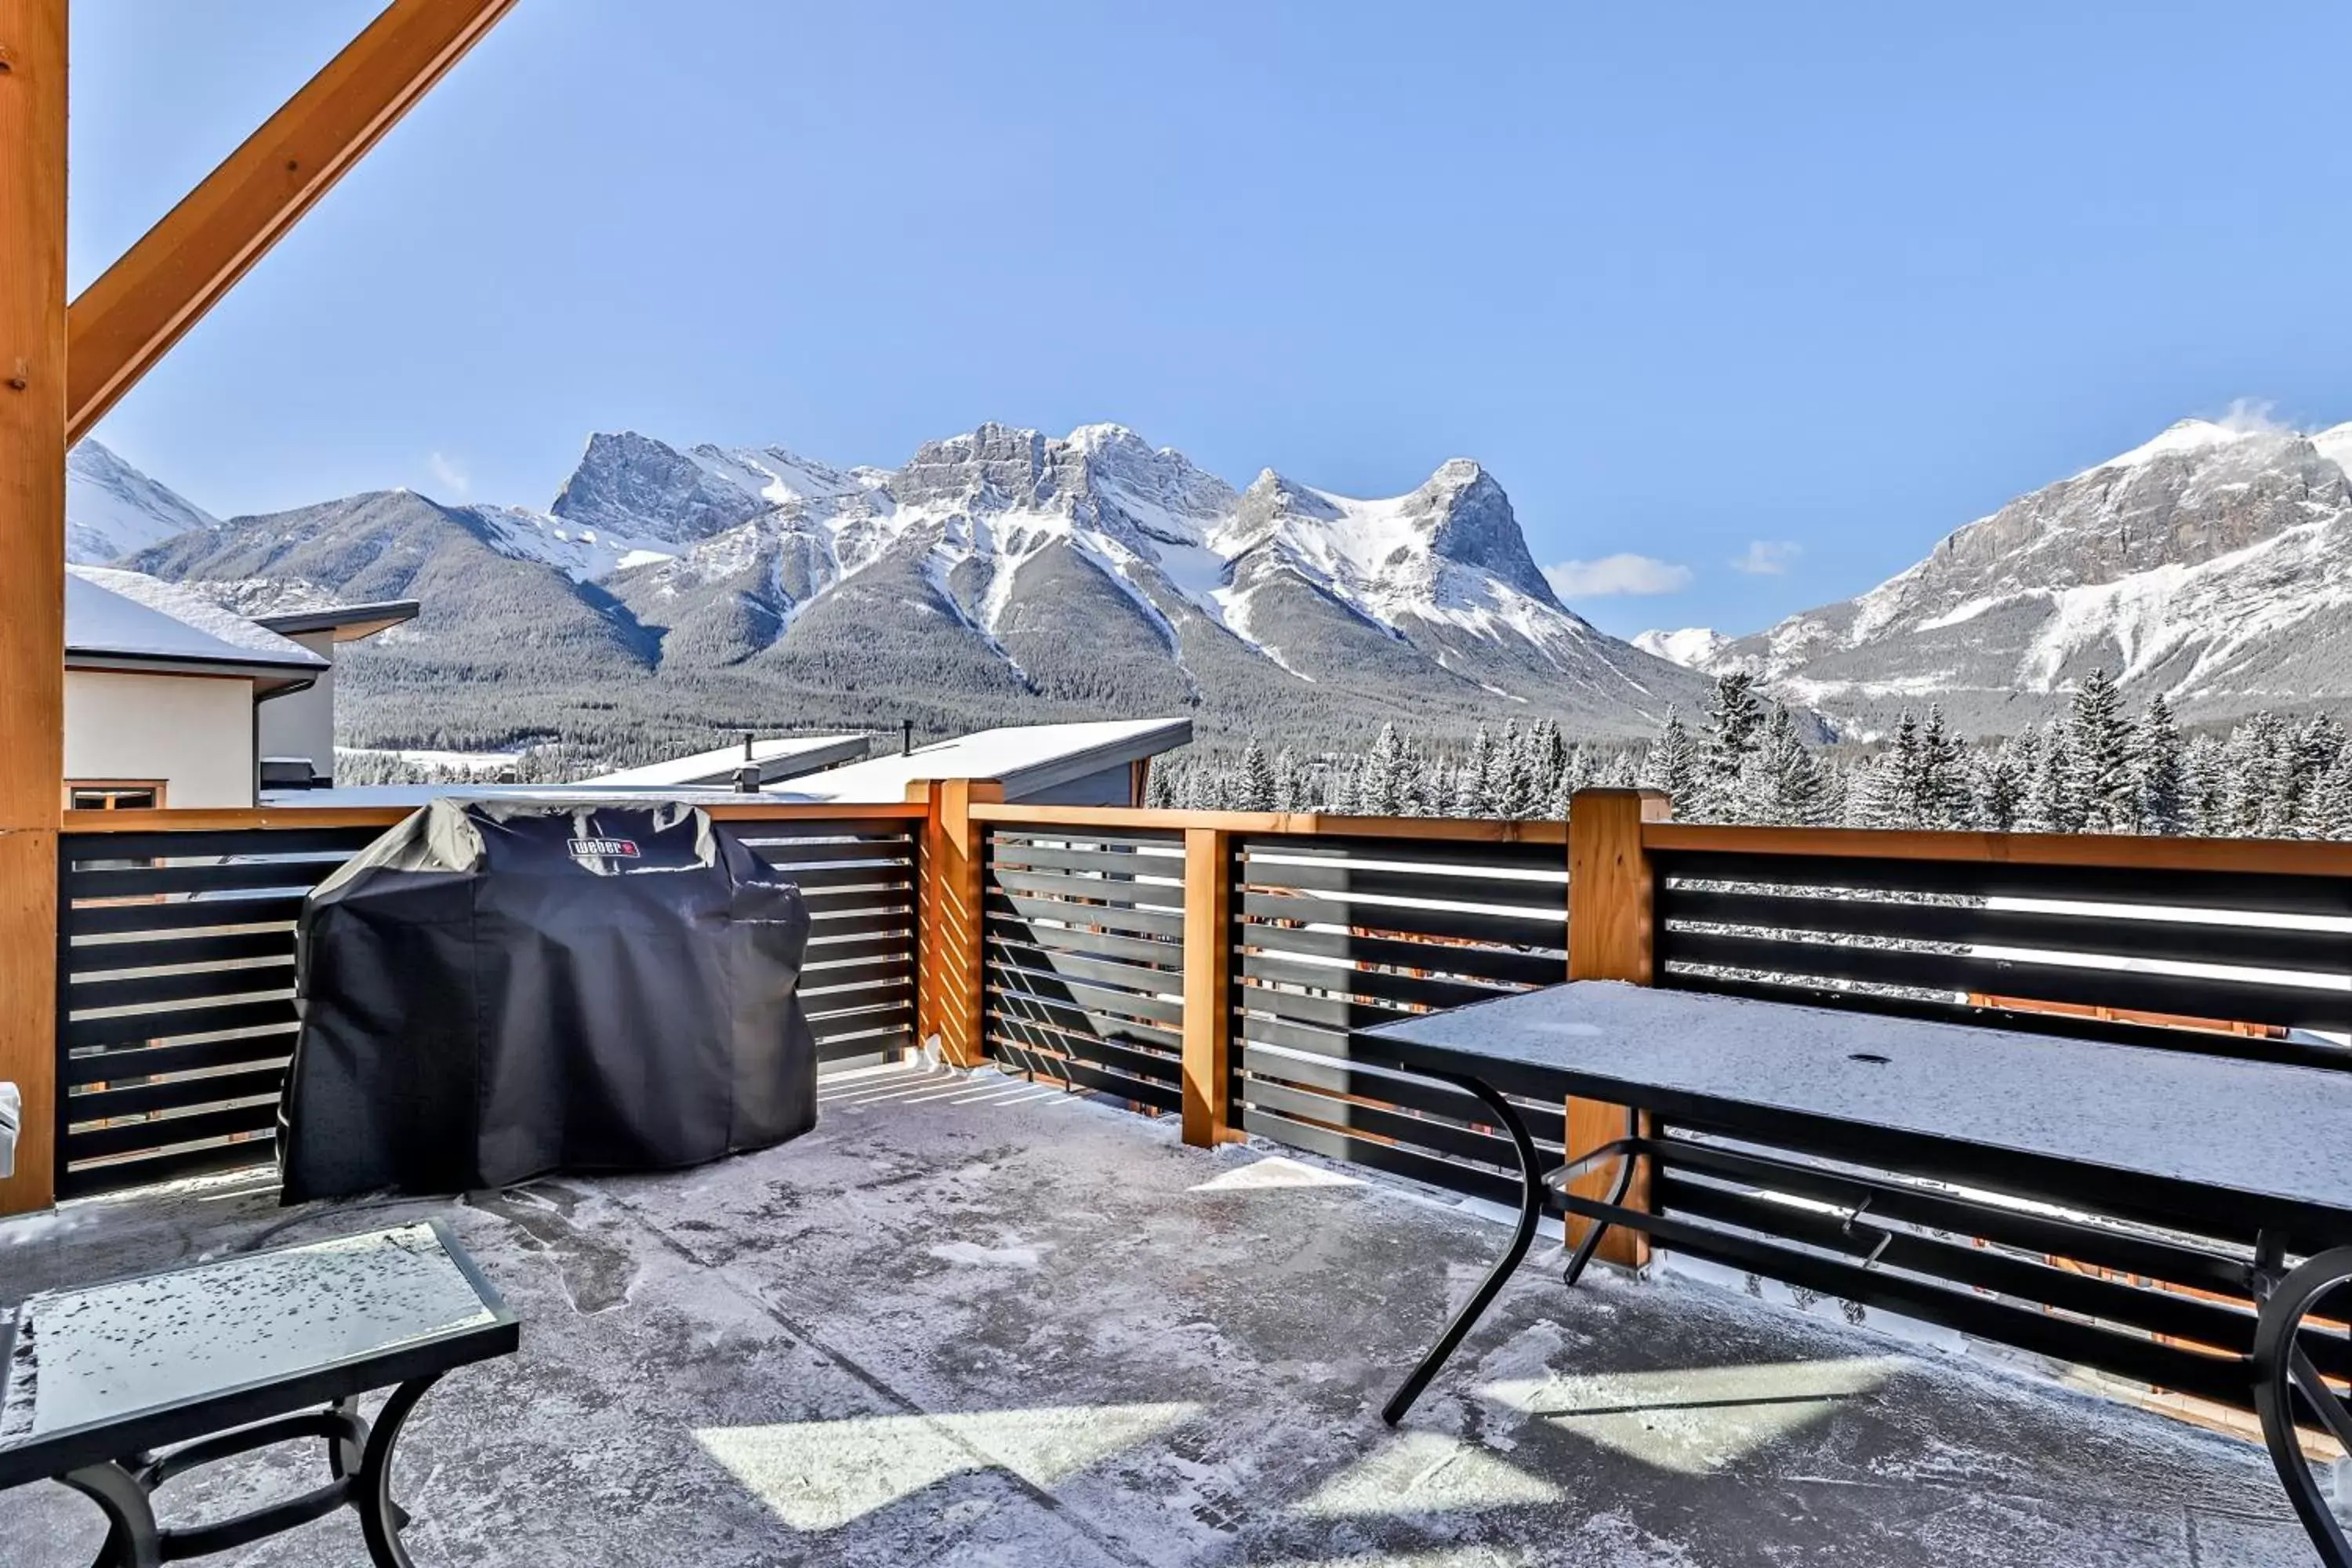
top-left (0, 1059), bottom-right (2331, 1566)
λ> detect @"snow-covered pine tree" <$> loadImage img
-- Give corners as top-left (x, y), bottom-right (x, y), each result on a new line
top-left (2132, 693), bottom-right (2185, 837)
top-left (2304, 747), bottom-right (2352, 841)
top-left (1744, 706), bottom-right (1829, 825)
top-left (1357, 724), bottom-right (1406, 815)
top-left (1642, 709), bottom-right (1700, 811)
top-left (1457, 727), bottom-right (1497, 817)
top-left (1271, 746), bottom-right (1303, 811)
top-left (2062, 669), bottom-right (2136, 833)
top-left (2022, 720), bottom-right (2078, 833)
top-left (1917, 706), bottom-right (1964, 829)
top-left (1700, 672), bottom-right (1766, 818)
top-left (2182, 733), bottom-right (2228, 835)
top-left (1235, 739), bottom-right (1276, 811)
top-left (1969, 742), bottom-right (2024, 833)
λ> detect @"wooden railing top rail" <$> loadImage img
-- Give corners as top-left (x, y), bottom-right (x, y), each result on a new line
top-left (60, 800), bottom-right (932, 834)
top-left (1643, 820), bottom-right (2352, 879)
top-left (969, 802), bottom-right (1569, 844)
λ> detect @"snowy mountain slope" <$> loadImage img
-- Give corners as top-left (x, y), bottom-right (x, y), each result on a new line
top-left (1633, 627), bottom-right (1731, 669)
top-left (130, 420), bottom-right (1710, 751)
top-left (1712, 416), bottom-right (2352, 735)
top-left (66, 441), bottom-right (217, 564)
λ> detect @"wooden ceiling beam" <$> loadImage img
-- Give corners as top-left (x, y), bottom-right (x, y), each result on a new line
top-left (64, 0), bottom-right (518, 444)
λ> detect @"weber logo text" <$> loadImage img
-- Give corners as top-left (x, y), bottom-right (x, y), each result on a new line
top-left (568, 837), bottom-right (641, 858)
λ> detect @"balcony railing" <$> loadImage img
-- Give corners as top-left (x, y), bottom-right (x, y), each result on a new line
top-left (27, 785), bottom-right (2352, 1439)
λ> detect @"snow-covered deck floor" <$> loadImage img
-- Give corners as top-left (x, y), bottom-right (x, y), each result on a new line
top-left (0, 1059), bottom-right (2328, 1566)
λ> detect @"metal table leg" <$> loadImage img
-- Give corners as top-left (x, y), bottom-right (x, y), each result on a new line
top-left (1563, 1103), bottom-right (1642, 1288)
top-left (357, 1374), bottom-right (443, 1568)
top-left (1383, 1071), bottom-right (1542, 1425)
top-left (2251, 1243), bottom-right (2352, 1568)
top-left (59, 1461), bottom-right (162, 1568)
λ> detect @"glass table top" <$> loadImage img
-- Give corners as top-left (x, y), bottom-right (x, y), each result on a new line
top-left (2, 1222), bottom-right (499, 1448)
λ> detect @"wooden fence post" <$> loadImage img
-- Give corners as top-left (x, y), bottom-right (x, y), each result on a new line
top-left (0, 0), bottom-right (67, 1216)
top-left (1181, 826), bottom-right (1234, 1147)
top-left (1562, 787), bottom-right (1672, 1268)
top-left (910, 779), bottom-right (1000, 1069)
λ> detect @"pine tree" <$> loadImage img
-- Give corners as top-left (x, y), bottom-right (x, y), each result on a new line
top-left (1235, 739), bottom-right (1276, 811)
top-left (2183, 734), bottom-right (2229, 835)
top-left (1458, 727), bottom-right (1497, 817)
top-left (2064, 669), bottom-right (2136, 833)
top-left (1642, 709), bottom-right (1700, 810)
top-left (1744, 706), bottom-right (1829, 825)
top-left (2133, 693), bottom-right (2185, 836)
top-left (2305, 748), bottom-right (2352, 841)
top-left (1700, 672), bottom-right (1766, 817)
top-left (1271, 746), bottom-right (1302, 811)
top-left (1917, 706), bottom-right (1963, 829)
top-left (1357, 724), bottom-right (1406, 815)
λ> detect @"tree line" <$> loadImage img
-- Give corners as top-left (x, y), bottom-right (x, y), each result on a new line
top-left (1153, 670), bottom-right (2352, 839)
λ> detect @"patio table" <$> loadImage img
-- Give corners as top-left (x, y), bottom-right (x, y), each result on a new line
top-left (1359, 980), bottom-right (2352, 1566)
top-left (0, 1218), bottom-right (517, 1566)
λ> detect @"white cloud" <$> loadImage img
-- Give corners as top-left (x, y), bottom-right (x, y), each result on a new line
top-left (1730, 540), bottom-right (1801, 575)
top-left (425, 451), bottom-right (470, 497)
top-left (1541, 554), bottom-right (1692, 599)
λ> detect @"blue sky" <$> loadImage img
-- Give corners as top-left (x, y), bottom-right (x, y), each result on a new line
top-left (72, 1), bottom-right (2352, 638)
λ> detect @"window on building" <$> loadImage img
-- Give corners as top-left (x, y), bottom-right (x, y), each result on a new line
top-left (65, 781), bottom-right (165, 811)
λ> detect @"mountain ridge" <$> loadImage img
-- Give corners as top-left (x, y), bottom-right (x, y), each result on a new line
top-left (85, 423), bottom-right (1708, 763)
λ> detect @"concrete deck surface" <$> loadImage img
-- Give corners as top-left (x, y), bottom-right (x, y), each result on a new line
top-left (0, 1059), bottom-right (2335, 1566)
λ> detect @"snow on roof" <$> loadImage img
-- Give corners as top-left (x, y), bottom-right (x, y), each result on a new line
top-left (66, 567), bottom-right (328, 673)
top-left (579, 734), bottom-right (869, 788)
top-left (774, 717), bottom-right (1192, 804)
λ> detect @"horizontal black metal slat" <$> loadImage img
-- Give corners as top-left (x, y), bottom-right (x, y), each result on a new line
top-left (985, 841), bottom-right (1186, 880)
top-left (66, 1065), bottom-right (289, 1123)
top-left (988, 958), bottom-right (1185, 1025)
top-left (1240, 855), bottom-right (1567, 915)
top-left (62, 827), bottom-right (382, 865)
top-left (1234, 978), bottom-right (1417, 1033)
top-left (989, 1017), bottom-right (1181, 1088)
top-left (1236, 920), bottom-right (1566, 989)
top-left (1239, 1103), bottom-right (1526, 1210)
top-left (1239, 949), bottom-right (1519, 1013)
top-left (985, 935), bottom-right (1182, 998)
top-left (985, 890), bottom-right (1185, 942)
top-left (1239, 1040), bottom-right (1496, 1123)
top-left (989, 866), bottom-right (1184, 915)
top-left (1653, 850), bottom-right (2352, 917)
top-left (67, 1101), bottom-right (281, 1163)
top-left (67, 1034), bottom-right (296, 1087)
top-left (994, 1049), bottom-right (1183, 1112)
top-left (1663, 927), bottom-right (2352, 1033)
top-left (985, 915), bottom-right (1182, 971)
top-left (69, 960), bottom-right (296, 1013)
top-left (1240, 1074), bottom-right (1519, 1170)
top-left (1240, 890), bottom-right (1562, 949)
top-left (987, 987), bottom-right (1183, 1053)
top-left (67, 998), bottom-right (297, 1051)
top-left (68, 929), bottom-right (297, 971)
top-left (68, 894), bottom-right (306, 938)
top-left (1661, 884), bottom-right (2350, 975)
top-left (66, 858), bottom-right (352, 900)
top-left (1241, 833), bottom-right (1566, 873)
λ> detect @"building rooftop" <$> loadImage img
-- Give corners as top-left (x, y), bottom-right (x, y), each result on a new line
top-left (577, 733), bottom-right (870, 789)
top-left (775, 717), bottom-right (1191, 804)
top-left (64, 567), bottom-right (328, 685)
top-left (251, 599), bottom-right (420, 643)
top-left (0, 1059), bottom-right (2318, 1566)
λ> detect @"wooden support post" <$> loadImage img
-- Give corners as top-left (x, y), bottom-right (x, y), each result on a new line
top-left (1180, 826), bottom-right (1234, 1147)
top-left (0, 0), bottom-right (65, 1215)
top-left (66, 0), bottom-right (517, 442)
top-left (911, 779), bottom-right (999, 1069)
top-left (1561, 786), bottom-right (1672, 1268)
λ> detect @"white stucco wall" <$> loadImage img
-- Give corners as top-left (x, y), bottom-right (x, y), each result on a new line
top-left (64, 669), bottom-right (255, 808)
top-left (256, 630), bottom-right (336, 779)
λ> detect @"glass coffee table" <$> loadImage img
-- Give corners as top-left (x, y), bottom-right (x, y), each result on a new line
top-left (0, 1218), bottom-right (518, 1566)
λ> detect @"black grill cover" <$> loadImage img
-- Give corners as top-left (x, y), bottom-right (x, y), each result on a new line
top-left (278, 798), bottom-right (816, 1203)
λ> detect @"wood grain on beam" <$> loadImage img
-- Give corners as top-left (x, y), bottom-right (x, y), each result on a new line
top-left (0, 0), bottom-right (67, 1214)
top-left (66, 0), bottom-right (517, 442)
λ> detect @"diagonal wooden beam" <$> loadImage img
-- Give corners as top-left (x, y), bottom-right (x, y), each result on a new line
top-left (65, 0), bottom-right (518, 444)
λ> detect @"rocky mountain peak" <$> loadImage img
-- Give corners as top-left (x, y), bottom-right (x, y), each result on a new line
top-left (1399, 459), bottom-right (1556, 604)
top-left (550, 431), bottom-right (771, 543)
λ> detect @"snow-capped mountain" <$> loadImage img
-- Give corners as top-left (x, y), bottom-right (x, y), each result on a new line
top-left (125, 422), bottom-right (1710, 753)
top-left (65, 440), bottom-right (216, 564)
top-left (1707, 416), bottom-right (2352, 735)
top-left (1632, 626), bottom-right (1731, 670)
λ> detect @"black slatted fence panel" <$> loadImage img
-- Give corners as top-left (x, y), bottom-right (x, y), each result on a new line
top-left (1232, 833), bottom-right (1572, 1206)
top-left (59, 826), bottom-right (385, 1198)
top-left (725, 820), bottom-right (921, 1062)
top-left (59, 815), bottom-right (922, 1198)
top-left (1653, 848), bottom-right (2352, 1069)
top-left (982, 826), bottom-right (1185, 1111)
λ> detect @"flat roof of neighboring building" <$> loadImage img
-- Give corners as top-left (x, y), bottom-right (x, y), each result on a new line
top-left (773, 717), bottom-right (1192, 804)
top-left (578, 733), bottom-right (870, 789)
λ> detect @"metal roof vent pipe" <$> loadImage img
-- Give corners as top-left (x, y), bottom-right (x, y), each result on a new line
top-left (902, 719), bottom-right (913, 757)
top-left (734, 763), bottom-right (762, 794)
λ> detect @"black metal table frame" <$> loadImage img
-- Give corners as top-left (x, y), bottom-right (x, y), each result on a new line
top-left (1348, 1036), bottom-right (2352, 1568)
top-left (0, 1218), bottom-right (519, 1568)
